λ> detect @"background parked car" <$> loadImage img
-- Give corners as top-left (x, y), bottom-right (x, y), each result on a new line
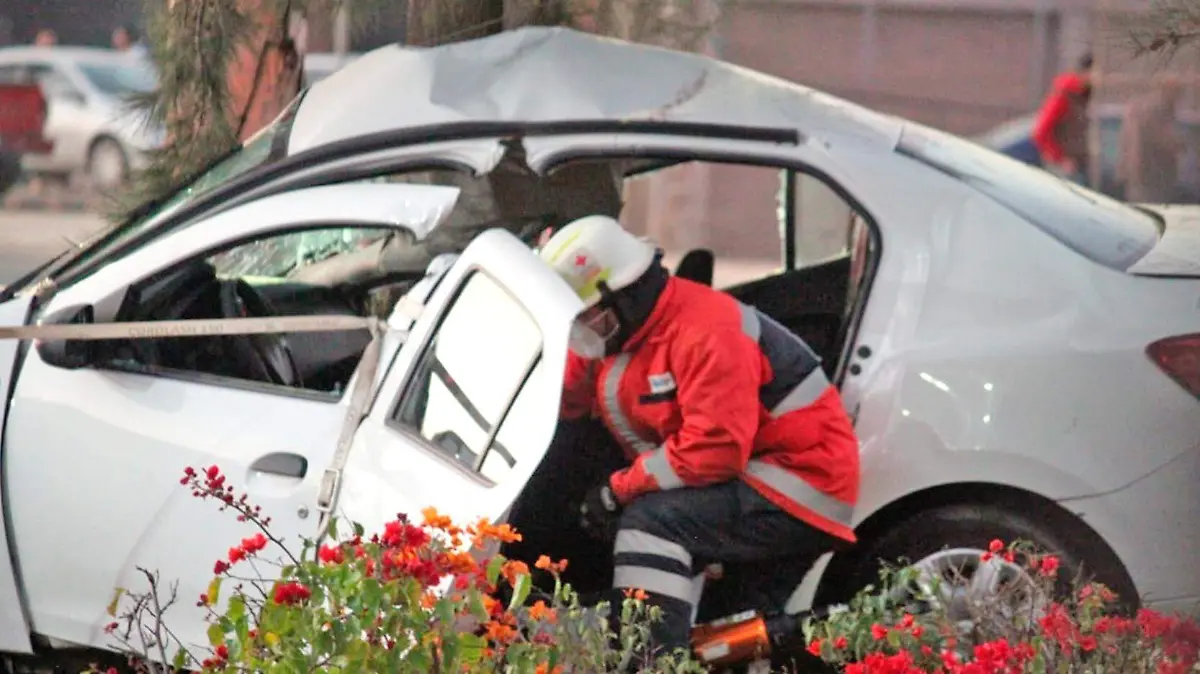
top-left (0, 46), bottom-right (163, 189)
top-left (0, 80), bottom-right (53, 198)
top-left (974, 104), bottom-right (1200, 203)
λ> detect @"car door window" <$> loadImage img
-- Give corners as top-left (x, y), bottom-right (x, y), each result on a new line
top-left (107, 225), bottom-right (394, 396)
top-left (392, 270), bottom-right (542, 478)
top-left (30, 65), bottom-right (79, 102)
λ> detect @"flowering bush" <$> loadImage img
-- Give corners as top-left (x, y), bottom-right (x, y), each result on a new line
top-left (98, 465), bottom-right (703, 674)
top-left (803, 539), bottom-right (1200, 673)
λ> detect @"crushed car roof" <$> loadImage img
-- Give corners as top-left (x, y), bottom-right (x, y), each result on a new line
top-left (286, 26), bottom-right (903, 156)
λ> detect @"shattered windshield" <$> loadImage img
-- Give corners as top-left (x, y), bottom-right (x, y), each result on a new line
top-left (210, 228), bottom-right (391, 281)
top-left (36, 90), bottom-right (306, 292)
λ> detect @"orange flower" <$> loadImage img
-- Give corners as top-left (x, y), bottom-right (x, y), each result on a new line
top-left (471, 518), bottom-right (522, 546)
top-left (623, 588), bottom-right (649, 601)
top-left (501, 560), bottom-right (530, 586)
top-left (529, 600), bottom-right (557, 624)
top-left (534, 664), bottom-right (563, 674)
top-left (535, 555), bottom-right (569, 574)
top-left (441, 551), bottom-right (478, 575)
top-left (482, 595), bottom-right (503, 618)
top-left (484, 620), bottom-right (518, 643)
top-left (420, 592), bottom-right (438, 610)
top-left (421, 507), bottom-right (454, 530)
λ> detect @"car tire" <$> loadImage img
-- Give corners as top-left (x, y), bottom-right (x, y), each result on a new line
top-left (825, 502), bottom-right (1136, 612)
top-left (86, 137), bottom-right (129, 190)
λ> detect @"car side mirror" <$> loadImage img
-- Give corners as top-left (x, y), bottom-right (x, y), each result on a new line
top-left (35, 304), bottom-right (97, 370)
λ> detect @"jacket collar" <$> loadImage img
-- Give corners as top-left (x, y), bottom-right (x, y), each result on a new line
top-left (619, 276), bottom-right (678, 352)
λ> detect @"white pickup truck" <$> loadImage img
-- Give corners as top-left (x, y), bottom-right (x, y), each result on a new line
top-left (0, 25), bottom-right (1196, 671)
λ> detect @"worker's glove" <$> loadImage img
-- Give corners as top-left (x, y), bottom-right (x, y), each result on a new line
top-left (579, 482), bottom-right (621, 540)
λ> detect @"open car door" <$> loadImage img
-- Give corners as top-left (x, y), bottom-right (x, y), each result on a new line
top-left (2, 182), bottom-right (460, 652)
top-left (334, 228), bottom-right (584, 545)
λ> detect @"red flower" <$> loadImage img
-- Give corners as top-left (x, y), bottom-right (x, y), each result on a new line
top-left (214, 644), bottom-right (229, 660)
top-left (806, 639), bottom-right (823, 656)
top-left (318, 545), bottom-right (345, 564)
top-left (1039, 555), bottom-right (1061, 577)
top-left (381, 519), bottom-right (430, 550)
top-left (227, 546), bottom-right (246, 564)
top-left (988, 539), bottom-right (1004, 553)
top-left (1078, 635), bottom-right (1098, 652)
top-left (870, 623), bottom-right (888, 640)
top-left (272, 581), bottom-right (311, 606)
top-left (213, 560), bottom-right (230, 575)
top-left (204, 465), bottom-right (220, 480)
top-left (834, 636), bottom-right (848, 649)
top-left (240, 533), bottom-right (268, 554)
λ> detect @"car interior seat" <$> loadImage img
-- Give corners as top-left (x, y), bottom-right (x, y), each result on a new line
top-left (674, 248), bottom-right (715, 286)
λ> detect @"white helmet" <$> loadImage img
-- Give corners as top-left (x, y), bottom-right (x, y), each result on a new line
top-left (538, 215), bottom-right (657, 308)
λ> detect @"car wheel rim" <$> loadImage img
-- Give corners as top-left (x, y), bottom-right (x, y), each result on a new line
top-left (907, 548), bottom-right (1045, 632)
top-left (90, 143), bottom-right (126, 189)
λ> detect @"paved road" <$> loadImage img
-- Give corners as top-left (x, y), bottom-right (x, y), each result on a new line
top-left (0, 210), bottom-right (108, 286)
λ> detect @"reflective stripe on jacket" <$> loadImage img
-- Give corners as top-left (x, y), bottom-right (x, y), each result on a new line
top-left (561, 277), bottom-right (860, 543)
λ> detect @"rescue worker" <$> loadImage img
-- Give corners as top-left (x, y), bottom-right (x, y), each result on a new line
top-left (537, 215), bottom-right (861, 654)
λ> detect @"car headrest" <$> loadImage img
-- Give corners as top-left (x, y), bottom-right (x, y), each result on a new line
top-left (674, 248), bottom-right (715, 286)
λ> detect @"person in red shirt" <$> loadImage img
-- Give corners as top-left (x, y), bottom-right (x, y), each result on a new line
top-left (538, 215), bottom-right (861, 654)
top-left (1032, 53), bottom-right (1094, 183)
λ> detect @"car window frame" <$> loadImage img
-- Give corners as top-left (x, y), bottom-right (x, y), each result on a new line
top-left (386, 267), bottom-right (545, 485)
top-left (89, 222), bottom-right (403, 404)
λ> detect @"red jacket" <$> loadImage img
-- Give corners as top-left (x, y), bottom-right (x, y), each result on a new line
top-left (1032, 72), bottom-right (1089, 165)
top-left (562, 277), bottom-right (860, 543)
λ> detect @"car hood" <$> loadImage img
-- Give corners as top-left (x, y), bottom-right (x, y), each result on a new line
top-left (286, 26), bottom-right (904, 157)
top-left (1128, 204), bottom-right (1200, 277)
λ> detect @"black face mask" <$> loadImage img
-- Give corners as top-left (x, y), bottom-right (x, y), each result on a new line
top-left (597, 252), bottom-right (669, 355)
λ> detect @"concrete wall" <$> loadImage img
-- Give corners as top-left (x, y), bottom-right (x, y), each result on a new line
top-left (623, 0), bottom-right (1097, 265)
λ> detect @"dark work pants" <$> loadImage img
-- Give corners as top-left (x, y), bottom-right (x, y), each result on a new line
top-left (609, 479), bottom-right (839, 656)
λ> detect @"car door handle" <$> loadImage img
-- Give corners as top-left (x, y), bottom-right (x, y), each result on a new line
top-left (250, 452), bottom-right (308, 479)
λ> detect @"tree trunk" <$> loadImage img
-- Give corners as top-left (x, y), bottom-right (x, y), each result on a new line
top-left (228, 0), bottom-right (304, 143)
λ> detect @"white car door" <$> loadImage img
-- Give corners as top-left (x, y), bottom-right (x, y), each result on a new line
top-left (334, 228), bottom-right (584, 553)
top-left (2, 182), bottom-right (460, 650)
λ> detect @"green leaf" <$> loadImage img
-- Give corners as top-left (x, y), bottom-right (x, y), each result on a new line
top-left (172, 646), bottom-right (188, 671)
top-left (509, 572), bottom-right (532, 612)
top-left (227, 594), bottom-right (245, 621)
top-left (458, 633), bottom-right (487, 664)
top-left (106, 588), bottom-right (125, 617)
top-left (207, 622), bottom-right (225, 648)
top-left (352, 520), bottom-right (365, 537)
top-left (206, 576), bottom-right (223, 606)
top-left (469, 593), bottom-right (489, 622)
top-left (486, 555), bottom-right (505, 586)
top-left (327, 517), bottom-right (339, 540)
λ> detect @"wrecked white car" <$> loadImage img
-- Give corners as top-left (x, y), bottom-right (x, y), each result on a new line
top-left (0, 25), bottom-right (1196, 669)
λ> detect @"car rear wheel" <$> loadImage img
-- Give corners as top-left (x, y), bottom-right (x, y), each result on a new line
top-left (87, 137), bottom-right (129, 190)
top-left (826, 502), bottom-right (1136, 614)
